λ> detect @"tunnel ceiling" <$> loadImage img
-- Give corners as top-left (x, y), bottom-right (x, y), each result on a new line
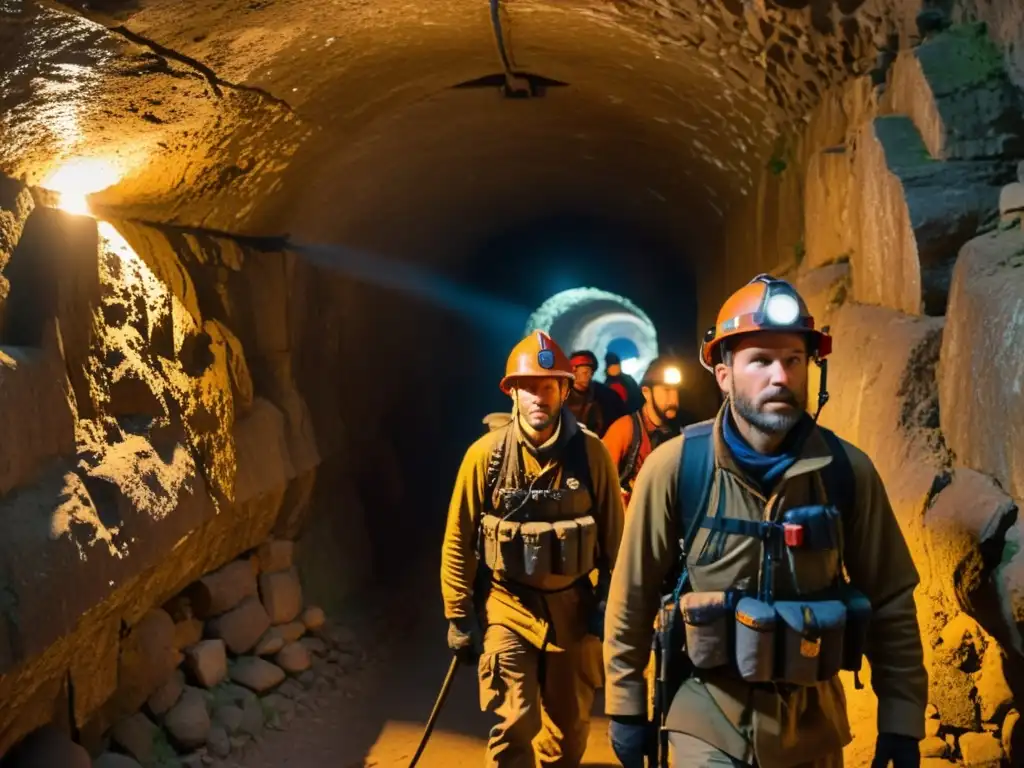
top-left (3, 0), bottom-right (897, 265)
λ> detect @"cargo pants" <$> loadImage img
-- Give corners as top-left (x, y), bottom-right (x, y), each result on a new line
top-left (669, 733), bottom-right (844, 767)
top-left (478, 623), bottom-right (603, 768)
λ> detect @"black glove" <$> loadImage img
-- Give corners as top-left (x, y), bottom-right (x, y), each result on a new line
top-left (609, 715), bottom-right (655, 768)
top-left (587, 572), bottom-right (611, 641)
top-left (447, 616), bottom-right (483, 665)
top-left (870, 733), bottom-right (920, 768)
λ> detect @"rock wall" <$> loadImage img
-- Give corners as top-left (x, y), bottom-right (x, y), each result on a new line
top-left (0, 178), bottom-right (370, 759)
top-left (708, 19), bottom-right (1024, 768)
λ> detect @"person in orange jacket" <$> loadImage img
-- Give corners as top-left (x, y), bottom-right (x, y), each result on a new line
top-left (602, 356), bottom-right (687, 507)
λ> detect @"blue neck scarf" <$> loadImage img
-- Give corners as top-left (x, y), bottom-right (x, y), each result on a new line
top-left (721, 406), bottom-right (812, 495)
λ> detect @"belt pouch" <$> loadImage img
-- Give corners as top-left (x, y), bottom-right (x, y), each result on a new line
top-left (575, 515), bottom-right (598, 573)
top-left (812, 600), bottom-right (847, 680)
top-left (551, 520), bottom-right (580, 575)
top-left (680, 591), bottom-right (732, 670)
top-left (734, 597), bottom-right (776, 682)
top-left (496, 520), bottom-right (523, 577)
top-left (481, 515), bottom-right (500, 570)
top-left (774, 601), bottom-right (824, 686)
top-left (520, 522), bottom-right (554, 577)
top-left (838, 586), bottom-right (872, 672)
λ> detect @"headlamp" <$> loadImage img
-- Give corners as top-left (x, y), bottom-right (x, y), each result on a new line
top-left (764, 293), bottom-right (800, 326)
top-left (662, 366), bottom-right (682, 386)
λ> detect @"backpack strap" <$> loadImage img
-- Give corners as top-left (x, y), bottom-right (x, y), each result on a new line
top-left (619, 412), bottom-right (645, 486)
top-left (817, 426), bottom-right (855, 519)
top-left (669, 421), bottom-right (716, 601)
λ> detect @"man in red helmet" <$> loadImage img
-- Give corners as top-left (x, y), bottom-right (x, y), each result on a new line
top-left (601, 356), bottom-right (689, 507)
top-left (441, 330), bottom-right (626, 767)
top-left (566, 349), bottom-right (628, 437)
top-left (603, 275), bottom-right (926, 768)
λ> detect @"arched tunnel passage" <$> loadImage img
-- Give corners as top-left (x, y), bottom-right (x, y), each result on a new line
top-left (1, 0), bottom-right (1024, 766)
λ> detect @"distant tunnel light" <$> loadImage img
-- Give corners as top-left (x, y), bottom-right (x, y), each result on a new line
top-left (620, 357), bottom-right (643, 377)
top-left (40, 158), bottom-right (122, 216)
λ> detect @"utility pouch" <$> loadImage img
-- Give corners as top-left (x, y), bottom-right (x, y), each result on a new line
top-left (496, 520), bottom-right (523, 577)
top-left (551, 520), bottom-right (580, 575)
top-left (781, 505), bottom-right (841, 550)
top-left (575, 515), bottom-right (598, 573)
top-left (680, 591), bottom-right (733, 670)
top-left (481, 515), bottom-right (500, 571)
top-left (837, 586), bottom-right (872, 673)
top-left (734, 597), bottom-right (776, 683)
top-left (775, 601), bottom-right (847, 685)
top-left (520, 522), bottom-right (554, 577)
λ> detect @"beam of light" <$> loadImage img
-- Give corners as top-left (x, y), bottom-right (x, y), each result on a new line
top-left (292, 241), bottom-right (533, 333)
top-left (40, 158), bottom-right (123, 216)
top-left (621, 357), bottom-right (643, 377)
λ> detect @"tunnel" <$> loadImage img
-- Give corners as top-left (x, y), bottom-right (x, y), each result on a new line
top-left (1, 0), bottom-right (1024, 765)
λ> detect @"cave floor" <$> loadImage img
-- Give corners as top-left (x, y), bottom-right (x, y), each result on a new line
top-left (209, 556), bottom-right (878, 768)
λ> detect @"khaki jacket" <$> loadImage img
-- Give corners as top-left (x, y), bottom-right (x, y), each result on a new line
top-left (442, 409), bottom-right (625, 651)
top-left (604, 405), bottom-right (927, 767)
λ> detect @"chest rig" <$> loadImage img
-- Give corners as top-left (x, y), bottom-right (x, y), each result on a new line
top-left (663, 421), bottom-right (874, 691)
top-left (477, 425), bottom-right (599, 585)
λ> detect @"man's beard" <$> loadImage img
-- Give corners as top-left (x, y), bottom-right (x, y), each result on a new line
top-left (522, 405), bottom-right (558, 431)
top-left (732, 386), bottom-right (805, 435)
top-left (652, 402), bottom-right (678, 425)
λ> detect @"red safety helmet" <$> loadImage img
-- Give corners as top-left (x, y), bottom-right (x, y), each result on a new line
top-left (699, 274), bottom-right (832, 371)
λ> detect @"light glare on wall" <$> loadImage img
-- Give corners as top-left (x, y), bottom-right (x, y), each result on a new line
top-left (40, 158), bottom-right (122, 216)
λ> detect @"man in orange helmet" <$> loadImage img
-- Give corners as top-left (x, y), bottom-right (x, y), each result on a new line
top-left (602, 356), bottom-right (689, 507)
top-left (604, 275), bottom-right (926, 768)
top-left (441, 330), bottom-right (626, 768)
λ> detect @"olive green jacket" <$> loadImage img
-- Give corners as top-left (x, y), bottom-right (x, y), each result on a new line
top-left (603, 405), bottom-right (927, 767)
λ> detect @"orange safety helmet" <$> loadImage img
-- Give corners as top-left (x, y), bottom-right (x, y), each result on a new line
top-left (699, 274), bottom-right (832, 370)
top-left (499, 330), bottom-right (575, 394)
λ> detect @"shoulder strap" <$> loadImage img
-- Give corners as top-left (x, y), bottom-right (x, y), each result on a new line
top-left (817, 426), bottom-right (855, 518)
top-left (668, 421), bottom-right (716, 600)
top-left (619, 412), bottom-right (644, 485)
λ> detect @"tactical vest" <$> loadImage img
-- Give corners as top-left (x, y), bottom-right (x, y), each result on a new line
top-left (668, 421), bottom-right (873, 690)
top-left (478, 425), bottom-right (600, 590)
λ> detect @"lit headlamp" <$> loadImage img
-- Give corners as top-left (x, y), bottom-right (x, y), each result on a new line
top-left (662, 366), bottom-right (682, 386)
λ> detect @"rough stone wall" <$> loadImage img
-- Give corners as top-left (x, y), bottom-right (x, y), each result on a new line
top-left (0, 175), bottom-right (370, 757)
top-left (706, 18), bottom-right (1024, 767)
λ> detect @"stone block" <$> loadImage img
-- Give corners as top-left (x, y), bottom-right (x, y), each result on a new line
top-left (883, 23), bottom-right (1024, 161)
top-left (959, 731), bottom-right (1004, 766)
top-left (302, 606), bottom-right (326, 631)
top-left (109, 712), bottom-right (159, 764)
top-left (941, 227), bottom-right (1024, 500)
top-left (0, 320), bottom-right (75, 496)
top-left (976, 642), bottom-right (1014, 723)
top-left (253, 627), bottom-right (286, 656)
top-left (4, 207), bottom-right (102, 417)
top-left (234, 397), bottom-right (295, 504)
top-left (184, 639), bottom-right (228, 688)
top-left (229, 656), bottom-right (285, 693)
top-left (174, 618), bottom-right (203, 651)
top-left (205, 596), bottom-right (271, 655)
top-left (793, 262), bottom-right (850, 327)
top-left (922, 467), bottom-right (1017, 618)
top-left (163, 686), bottom-right (211, 751)
top-left (804, 146), bottom-right (855, 268)
top-left (187, 558), bottom-right (258, 619)
top-left (260, 567), bottom-right (303, 625)
top-left (105, 609), bottom-right (180, 721)
top-left (257, 539), bottom-right (294, 574)
top-left (206, 319), bottom-right (253, 416)
top-left (146, 668), bottom-right (185, 717)
top-left (0, 173), bottom-right (34, 270)
top-left (276, 642), bottom-right (311, 674)
top-left (852, 116), bottom-right (1008, 315)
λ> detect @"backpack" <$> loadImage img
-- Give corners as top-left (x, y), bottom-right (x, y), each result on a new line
top-left (618, 412), bottom-right (645, 486)
top-left (669, 420), bottom-right (855, 601)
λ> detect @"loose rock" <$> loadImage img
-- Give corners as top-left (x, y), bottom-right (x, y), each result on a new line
top-left (921, 736), bottom-right (948, 758)
top-left (205, 724), bottom-right (230, 758)
top-left (302, 605), bottom-right (326, 630)
top-left (213, 703), bottom-right (244, 734)
top-left (147, 668), bottom-right (185, 717)
top-left (959, 731), bottom-right (1003, 766)
top-left (977, 642), bottom-right (1014, 723)
top-left (259, 567), bottom-right (303, 624)
top-left (185, 639), bottom-right (228, 688)
top-left (230, 656), bottom-right (286, 693)
top-left (253, 627), bottom-right (286, 656)
top-left (279, 620), bottom-right (306, 643)
top-left (164, 686), bottom-right (212, 750)
top-left (189, 559), bottom-right (258, 619)
top-left (277, 641), bottom-right (312, 673)
top-left (301, 636), bottom-right (328, 656)
top-left (110, 712), bottom-right (160, 763)
top-left (206, 596), bottom-right (272, 654)
top-left (93, 754), bottom-right (144, 768)
top-left (239, 695), bottom-right (265, 737)
top-left (257, 539), bottom-right (294, 573)
top-left (174, 618), bottom-right (204, 650)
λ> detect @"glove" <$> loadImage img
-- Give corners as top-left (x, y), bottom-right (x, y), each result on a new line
top-left (587, 572), bottom-right (611, 641)
top-left (870, 733), bottom-right (921, 768)
top-left (447, 616), bottom-right (483, 665)
top-left (609, 715), bottom-right (655, 768)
